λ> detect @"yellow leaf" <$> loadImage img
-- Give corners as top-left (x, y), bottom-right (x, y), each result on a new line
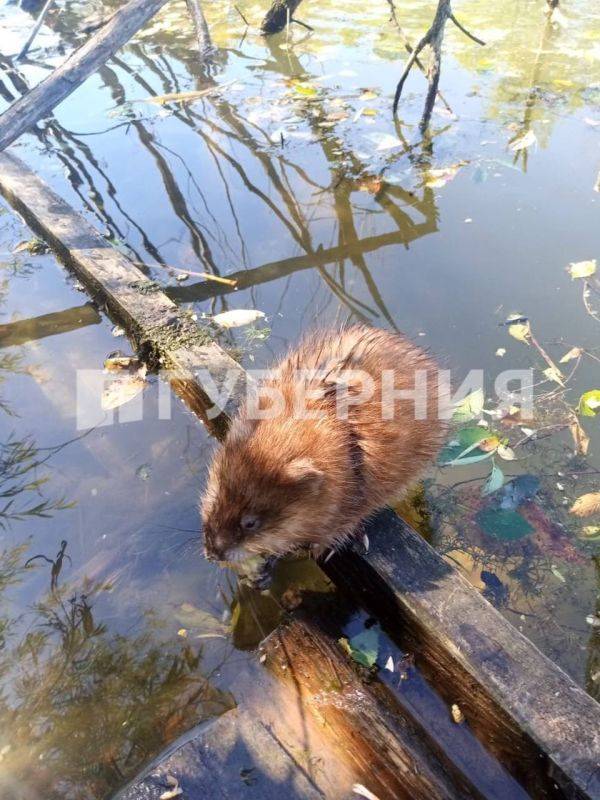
top-left (543, 366), bottom-right (565, 386)
top-left (478, 436), bottom-right (500, 452)
top-left (569, 418), bottom-right (590, 455)
top-left (567, 259), bottom-right (597, 279)
top-left (559, 347), bottom-right (583, 363)
top-left (570, 492), bottom-right (600, 518)
top-left (509, 129), bottom-right (536, 151)
top-left (508, 321), bottom-right (531, 343)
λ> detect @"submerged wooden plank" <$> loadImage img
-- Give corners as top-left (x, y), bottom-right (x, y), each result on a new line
top-left (116, 709), bottom-right (327, 800)
top-left (0, 152), bottom-right (246, 433)
top-left (0, 0), bottom-right (170, 152)
top-left (324, 509), bottom-right (600, 800)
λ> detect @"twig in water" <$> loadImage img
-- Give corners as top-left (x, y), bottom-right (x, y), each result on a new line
top-left (17, 0), bottom-right (55, 60)
top-left (234, 4), bottom-right (249, 26)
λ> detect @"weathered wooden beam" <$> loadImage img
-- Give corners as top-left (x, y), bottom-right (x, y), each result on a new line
top-left (324, 508), bottom-right (600, 800)
top-left (0, 303), bottom-right (100, 348)
top-left (0, 0), bottom-right (171, 152)
top-left (262, 616), bottom-right (527, 800)
top-left (0, 152), bottom-right (246, 435)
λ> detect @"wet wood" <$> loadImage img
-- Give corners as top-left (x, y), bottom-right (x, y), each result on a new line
top-left (0, 0), bottom-right (170, 152)
top-left (116, 708), bottom-right (327, 800)
top-left (261, 0), bottom-right (305, 34)
top-left (323, 508), bottom-right (600, 800)
top-left (0, 152), bottom-right (246, 434)
top-left (0, 303), bottom-right (100, 348)
top-left (263, 615), bottom-right (522, 800)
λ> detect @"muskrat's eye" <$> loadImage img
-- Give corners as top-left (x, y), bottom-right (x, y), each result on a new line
top-left (240, 514), bottom-right (261, 532)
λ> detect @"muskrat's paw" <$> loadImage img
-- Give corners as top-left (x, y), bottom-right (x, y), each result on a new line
top-left (232, 553), bottom-right (277, 589)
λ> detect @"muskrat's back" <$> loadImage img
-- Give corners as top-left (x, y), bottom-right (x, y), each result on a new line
top-left (202, 325), bottom-right (447, 562)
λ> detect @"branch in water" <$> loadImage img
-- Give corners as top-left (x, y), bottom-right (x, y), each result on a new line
top-left (449, 13), bottom-right (486, 46)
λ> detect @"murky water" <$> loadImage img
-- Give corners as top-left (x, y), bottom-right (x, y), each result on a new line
top-left (0, 0), bottom-right (599, 795)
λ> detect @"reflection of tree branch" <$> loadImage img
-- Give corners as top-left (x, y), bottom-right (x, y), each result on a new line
top-left (0, 303), bottom-right (100, 348)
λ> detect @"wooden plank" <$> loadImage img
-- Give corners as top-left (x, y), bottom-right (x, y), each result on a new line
top-left (323, 508), bottom-right (600, 800)
top-left (0, 152), bottom-right (246, 434)
top-left (262, 615), bottom-right (527, 800)
top-left (0, 0), bottom-right (170, 152)
top-left (0, 303), bottom-right (100, 347)
top-left (116, 709), bottom-right (328, 800)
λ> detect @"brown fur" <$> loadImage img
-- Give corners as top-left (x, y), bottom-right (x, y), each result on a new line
top-left (201, 324), bottom-right (448, 561)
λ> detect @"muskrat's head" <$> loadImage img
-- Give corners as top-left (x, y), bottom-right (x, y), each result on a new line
top-left (201, 420), bottom-right (326, 563)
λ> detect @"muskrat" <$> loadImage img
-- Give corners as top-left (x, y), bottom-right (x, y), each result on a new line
top-left (201, 324), bottom-right (447, 562)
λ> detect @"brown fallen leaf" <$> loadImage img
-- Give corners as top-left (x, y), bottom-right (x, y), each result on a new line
top-left (569, 415), bottom-right (590, 455)
top-left (101, 366), bottom-right (147, 410)
top-left (570, 492), bottom-right (600, 518)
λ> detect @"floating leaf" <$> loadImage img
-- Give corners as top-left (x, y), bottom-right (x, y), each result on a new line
top-left (160, 776), bottom-right (182, 800)
top-left (509, 129), bottom-right (537, 151)
top-left (293, 82), bottom-right (318, 97)
top-left (559, 347), bottom-right (583, 363)
top-left (340, 627), bottom-right (379, 668)
top-left (570, 492), bottom-right (600, 518)
top-left (212, 309), bottom-right (266, 328)
top-left (578, 390), bottom-right (600, 417)
top-left (567, 260), bottom-right (596, 279)
top-left (424, 163), bottom-right (463, 188)
top-left (359, 89), bottom-right (379, 101)
top-left (101, 371), bottom-right (146, 411)
top-left (570, 416), bottom-right (590, 455)
top-left (13, 238), bottom-right (48, 255)
top-left (476, 508), bottom-right (533, 540)
top-left (508, 320), bottom-right (531, 343)
top-left (451, 704), bottom-right (465, 724)
top-left (543, 366), bottom-right (565, 386)
top-left (550, 565), bottom-right (566, 583)
top-left (482, 463), bottom-right (504, 496)
top-left (451, 388), bottom-right (484, 423)
top-left (496, 444), bottom-right (515, 460)
top-left (478, 436), bottom-right (501, 452)
top-left (579, 525), bottom-right (600, 542)
top-left (495, 348), bottom-right (506, 357)
top-left (177, 603), bottom-right (229, 637)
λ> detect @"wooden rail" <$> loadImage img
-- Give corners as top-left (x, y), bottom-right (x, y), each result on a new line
top-left (1, 153), bottom-right (599, 800)
top-left (0, 0), bottom-right (172, 153)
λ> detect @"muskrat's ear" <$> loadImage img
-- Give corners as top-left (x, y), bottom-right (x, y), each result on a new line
top-left (285, 457), bottom-right (324, 487)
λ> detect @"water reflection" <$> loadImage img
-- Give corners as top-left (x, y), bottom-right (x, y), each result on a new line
top-left (0, 568), bottom-right (234, 800)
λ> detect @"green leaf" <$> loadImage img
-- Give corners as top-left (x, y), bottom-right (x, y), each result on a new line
top-left (476, 508), bottom-right (533, 540)
top-left (482, 462), bottom-right (504, 496)
top-left (342, 627), bottom-right (379, 668)
top-left (578, 390), bottom-right (600, 417)
top-left (452, 389), bottom-right (484, 423)
top-left (440, 427), bottom-right (495, 466)
top-left (457, 426), bottom-right (491, 446)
